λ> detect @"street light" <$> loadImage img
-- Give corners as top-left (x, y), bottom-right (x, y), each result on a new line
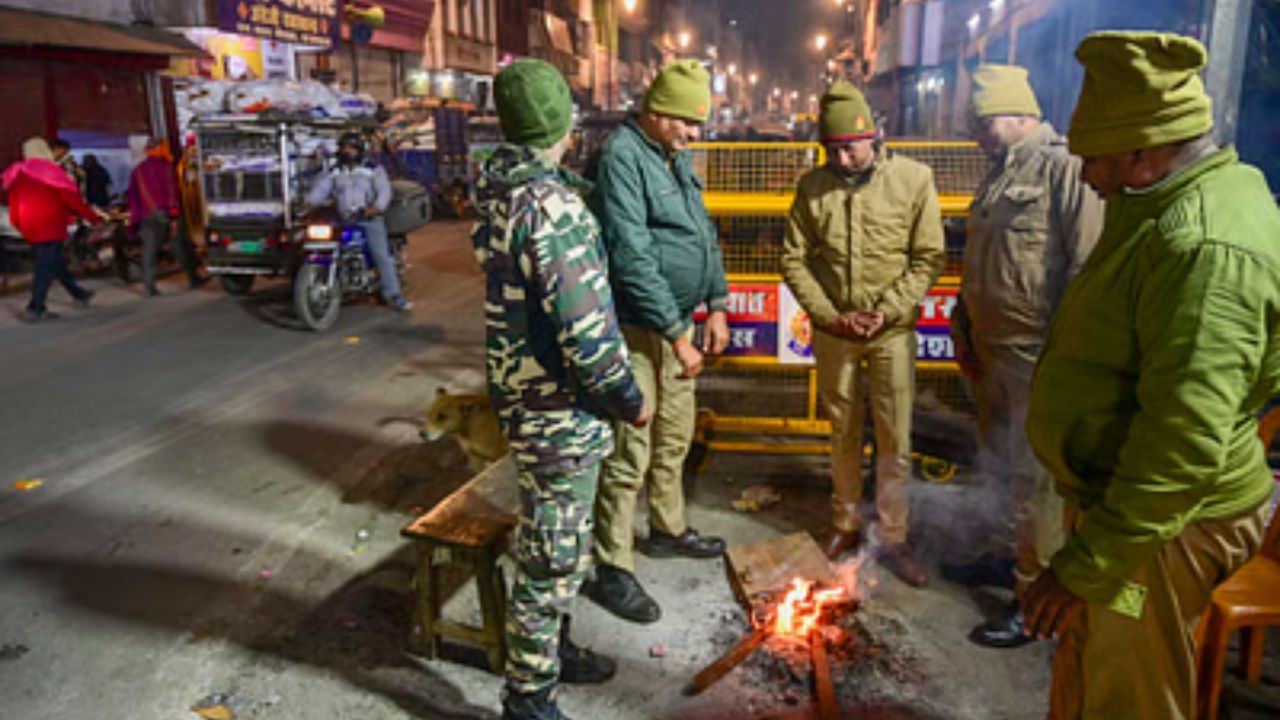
top-left (748, 72), bottom-right (759, 85)
top-left (728, 63), bottom-right (738, 76)
top-left (790, 90), bottom-right (799, 99)
top-left (773, 87), bottom-right (782, 97)
top-left (623, 0), bottom-right (637, 13)
top-left (678, 31), bottom-right (691, 49)
top-left (814, 33), bottom-right (828, 52)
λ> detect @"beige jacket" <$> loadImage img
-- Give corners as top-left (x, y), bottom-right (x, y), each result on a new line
top-left (954, 123), bottom-right (1103, 349)
top-left (782, 151), bottom-right (946, 331)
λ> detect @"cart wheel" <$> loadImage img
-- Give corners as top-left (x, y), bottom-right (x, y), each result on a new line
top-left (920, 456), bottom-right (957, 484)
top-left (219, 274), bottom-right (255, 295)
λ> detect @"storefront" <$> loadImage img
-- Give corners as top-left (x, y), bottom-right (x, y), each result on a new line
top-left (0, 7), bottom-right (201, 190)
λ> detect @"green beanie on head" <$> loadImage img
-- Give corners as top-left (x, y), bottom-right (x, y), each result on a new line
top-left (971, 64), bottom-right (1041, 118)
top-left (494, 59), bottom-right (573, 149)
top-left (644, 60), bottom-right (712, 122)
top-left (1068, 31), bottom-right (1213, 157)
top-left (819, 81), bottom-right (876, 142)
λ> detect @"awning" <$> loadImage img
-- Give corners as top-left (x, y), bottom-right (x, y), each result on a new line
top-left (0, 7), bottom-right (204, 57)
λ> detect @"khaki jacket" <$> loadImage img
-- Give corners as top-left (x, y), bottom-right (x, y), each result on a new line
top-left (782, 151), bottom-right (946, 331)
top-left (955, 124), bottom-right (1103, 349)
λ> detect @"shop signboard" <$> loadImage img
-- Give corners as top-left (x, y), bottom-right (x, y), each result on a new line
top-left (216, 0), bottom-right (340, 49)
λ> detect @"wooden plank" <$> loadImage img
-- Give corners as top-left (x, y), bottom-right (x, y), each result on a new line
top-left (401, 455), bottom-right (519, 547)
top-left (725, 531), bottom-right (836, 607)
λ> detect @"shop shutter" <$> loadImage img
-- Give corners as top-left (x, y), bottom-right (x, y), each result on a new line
top-left (0, 57), bottom-right (50, 173)
top-left (51, 61), bottom-right (150, 134)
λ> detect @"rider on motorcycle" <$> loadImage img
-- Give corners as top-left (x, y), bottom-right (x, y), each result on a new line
top-left (305, 131), bottom-right (411, 311)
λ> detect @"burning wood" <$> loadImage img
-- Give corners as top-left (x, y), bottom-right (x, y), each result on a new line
top-left (685, 577), bottom-right (856, 700)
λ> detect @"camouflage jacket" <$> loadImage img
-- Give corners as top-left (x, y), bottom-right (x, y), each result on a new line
top-left (473, 144), bottom-right (645, 473)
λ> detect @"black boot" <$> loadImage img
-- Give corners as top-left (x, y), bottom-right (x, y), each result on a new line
top-left (581, 564), bottom-right (661, 623)
top-left (558, 615), bottom-right (616, 684)
top-left (969, 602), bottom-right (1033, 649)
top-left (501, 685), bottom-right (570, 720)
top-left (646, 526), bottom-right (725, 559)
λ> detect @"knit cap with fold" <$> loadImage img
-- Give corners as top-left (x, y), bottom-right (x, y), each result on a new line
top-left (819, 81), bottom-right (876, 142)
top-left (493, 59), bottom-right (573, 149)
top-left (1068, 31), bottom-right (1213, 157)
top-left (970, 64), bottom-right (1041, 118)
top-left (644, 60), bottom-right (712, 122)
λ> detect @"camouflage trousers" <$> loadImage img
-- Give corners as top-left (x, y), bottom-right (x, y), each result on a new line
top-left (506, 460), bottom-right (599, 694)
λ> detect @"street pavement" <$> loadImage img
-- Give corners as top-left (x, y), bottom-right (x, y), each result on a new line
top-left (0, 221), bottom-right (1272, 720)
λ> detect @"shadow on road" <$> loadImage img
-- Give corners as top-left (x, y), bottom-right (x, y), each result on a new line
top-left (9, 514), bottom-right (498, 720)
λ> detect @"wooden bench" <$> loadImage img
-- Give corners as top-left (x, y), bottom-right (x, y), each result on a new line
top-left (401, 455), bottom-right (520, 673)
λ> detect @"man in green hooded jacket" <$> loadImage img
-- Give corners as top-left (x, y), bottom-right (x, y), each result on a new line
top-left (1024, 31), bottom-right (1280, 720)
top-left (782, 81), bottom-right (945, 586)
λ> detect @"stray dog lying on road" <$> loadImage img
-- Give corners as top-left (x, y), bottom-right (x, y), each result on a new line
top-left (420, 388), bottom-right (507, 471)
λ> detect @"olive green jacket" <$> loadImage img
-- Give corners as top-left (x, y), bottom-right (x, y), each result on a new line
top-left (782, 151), bottom-right (946, 332)
top-left (954, 123), bottom-right (1104, 350)
top-left (1028, 146), bottom-right (1280, 618)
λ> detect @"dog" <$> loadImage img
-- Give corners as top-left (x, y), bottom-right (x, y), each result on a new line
top-left (420, 387), bottom-right (507, 471)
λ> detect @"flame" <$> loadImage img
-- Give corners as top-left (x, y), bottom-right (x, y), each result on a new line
top-left (773, 578), bottom-right (846, 637)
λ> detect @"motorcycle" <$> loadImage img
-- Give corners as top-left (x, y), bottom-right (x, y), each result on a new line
top-left (293, 211), bottom-right (406, 331)
top-left (63, 207), bottom-right (130, 279)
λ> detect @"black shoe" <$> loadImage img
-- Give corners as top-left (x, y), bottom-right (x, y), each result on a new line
top-left (970, 604), bottom-right (1034, 649)
top-left (558, 616), bottom-right (616, 684)
top-left (940, 553), bottom-right (1016, 589)
top-left (74, 289), bottom-right (95, 308)
top-left (581, 565), bottom-right (661, 624)
top-left (501, 685), bottom-right (570, 720)
top-left (646, 527), bottom-right (726, 559)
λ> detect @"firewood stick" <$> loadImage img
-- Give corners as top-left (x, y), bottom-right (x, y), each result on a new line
top-left (810, 629), bottom-right (839, 720)
top-left (684, 625), bottom-right (769, 695)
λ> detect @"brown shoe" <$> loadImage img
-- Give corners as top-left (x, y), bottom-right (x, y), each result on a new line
top-left (817, 528), bottom-right (860, 560)
top-left (879, 543), bottom-right (930, 587)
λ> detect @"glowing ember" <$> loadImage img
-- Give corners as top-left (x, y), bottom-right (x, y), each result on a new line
top-left (772, 578), bottom-right (846, 637)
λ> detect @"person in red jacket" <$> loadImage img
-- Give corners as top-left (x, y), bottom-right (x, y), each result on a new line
top-left (2, 137), bottom-right (101, 322)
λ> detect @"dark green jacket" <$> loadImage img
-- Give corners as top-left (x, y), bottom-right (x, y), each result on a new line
top-left (1028, 146), bottom-right (1280, 618)
top-left (591, 117), bottom-right (728, 340)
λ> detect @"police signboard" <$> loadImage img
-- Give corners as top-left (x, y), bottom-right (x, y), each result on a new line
top-left (217, 0), bottom-right (340, 49)
top-left (693, 283), bottom-right (779, 358)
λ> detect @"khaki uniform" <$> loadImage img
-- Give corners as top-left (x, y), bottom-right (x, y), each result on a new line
top-left (953, 123), bottom-right (1103, 588)
top-left (783, 152), bottom-right (946, 539)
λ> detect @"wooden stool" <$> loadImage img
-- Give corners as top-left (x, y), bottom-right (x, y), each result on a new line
top-left (401, 459), bottom-right (519, 674)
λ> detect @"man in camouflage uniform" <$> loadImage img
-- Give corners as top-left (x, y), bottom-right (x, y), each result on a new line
top-left (943, 64), bottom-right (1102, 648)
top-left (474, 59), bottom-right (650, 720)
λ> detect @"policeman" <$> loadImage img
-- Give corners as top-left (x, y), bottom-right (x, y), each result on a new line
top-left (1025, 32), bottom-right (1280, 719)
top-left (782, 81), bottom-right (945, 585)
top-left (943, 64), bottom-right (1102, 647)
top-left (473, 59), bottom-right (650, 720)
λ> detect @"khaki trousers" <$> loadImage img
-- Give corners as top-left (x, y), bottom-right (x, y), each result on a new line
top-left (1049, 503), bottom-right (1266, 720)
top-left (971, 342), bottom-right (1064, 591)
top-left (813, 328), bottom-right (915, 543)
top-left (594, 324), bottom-right (696, 572)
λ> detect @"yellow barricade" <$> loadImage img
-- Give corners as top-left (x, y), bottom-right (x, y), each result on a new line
top-left (686, 140), bottom-right (989, 480)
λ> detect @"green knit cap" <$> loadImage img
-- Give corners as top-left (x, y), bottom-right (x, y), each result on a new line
top-left (644, 60), bottom-right (712, 122)
top-left (1068, 31), bottom-right (1213, 157)
top-left (494, 59), bottom-right (573, 149)
top-left (971, 64), bottom-right (1041, 118)
top-left (819, 81), bottom-right (876, 142)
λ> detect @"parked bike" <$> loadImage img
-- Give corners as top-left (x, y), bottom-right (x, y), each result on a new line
top-left (293, 210), bottom-right (406, 331)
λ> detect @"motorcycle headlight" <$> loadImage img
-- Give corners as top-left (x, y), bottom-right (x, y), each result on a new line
top-left (307, 224), bottom-right (333, 241)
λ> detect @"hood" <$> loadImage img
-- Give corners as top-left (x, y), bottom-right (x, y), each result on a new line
top-left (473, 143), bottom-right (591, 263)
top-left (2, 158), bottom-right (78, 193)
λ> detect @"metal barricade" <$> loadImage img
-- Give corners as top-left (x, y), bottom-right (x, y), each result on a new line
top-left (688, 140), bottom-right (990, 480)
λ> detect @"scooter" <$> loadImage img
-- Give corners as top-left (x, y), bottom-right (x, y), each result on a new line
top-left (292, 210), bottom-right (406, 331)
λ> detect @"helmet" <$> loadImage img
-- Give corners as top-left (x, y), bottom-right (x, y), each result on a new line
top-left (337, 131), bottom-right (366, 165)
